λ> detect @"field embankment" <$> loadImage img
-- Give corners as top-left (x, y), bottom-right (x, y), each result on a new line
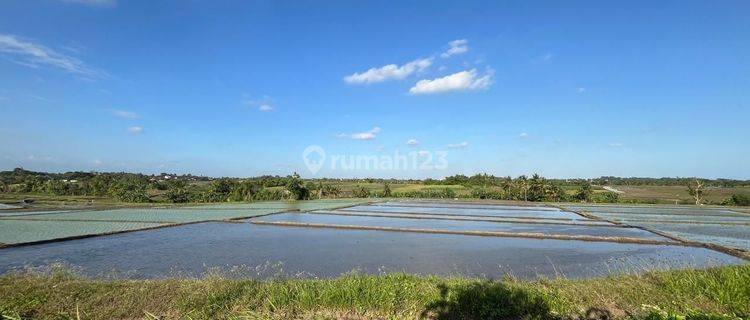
top-left (1, 264), bottom-right (748, 320)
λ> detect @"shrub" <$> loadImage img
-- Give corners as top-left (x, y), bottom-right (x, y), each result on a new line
top-left (253, 188), bottom-right (285, 201)
top-left (285, 173), bottom-right (309, 200)
top-left (594, 191), bottom-right (620, 203)
top-left (470, 187), bottom-right (504, 200)
top-left (352, 185), bottom-right (371, 198)
top-left (722, 194), bottom-right (750, 206)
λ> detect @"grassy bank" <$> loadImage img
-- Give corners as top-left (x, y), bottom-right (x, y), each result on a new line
top-left (1, 264), bottom-right (748, 319)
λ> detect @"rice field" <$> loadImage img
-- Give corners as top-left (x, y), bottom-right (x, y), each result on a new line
top-left (0, 199), bottom-right (746, 279)
top-left (0, 199), bottom-right (370, 245)
top-left (562, 204), bottom-right (750, 251)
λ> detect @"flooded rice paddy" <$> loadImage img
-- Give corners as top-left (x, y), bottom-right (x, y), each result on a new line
top-left (562, 204), bottom-right (750, 250)
top-left (0, 200), bottom-right (747, 279)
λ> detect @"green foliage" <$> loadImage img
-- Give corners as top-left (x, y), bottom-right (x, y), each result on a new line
top-left (721, 194), bottom-right (750, 206)
top-left (594, 191), bottom-right (620, 203)
top-left (382, 183), bottom-right (392, 197)
top-left (470, 187), bottom-right (504, 200)
top-left (85, 174), bottom-right (113, 196)
top-left (641, 305), bottom-right (742, 320)
top-left (203, 178), bottom-right (236, 202)
top-left (575, 181), bottom-right (593, 202)
top-left (43, 180), bottom-right (69, 196)
top-left (352, 185), bottom-right (371, 198)
top-left (423, 281), bottom-right (554, 320)
top-left (321, 184), bottom-right (341, 198)
top-left (252, 188), bottom-right (285, 201)
top-left (164, 181), bottom-right (190, 203)
top-left (284, 173), bottom-right (309, 200)
top-left (108, 176), bottom-right (150, 203)
top-left (230, 180), bottom-right (260, 202)
top-left (397, 188), bottom-right (457, 199)
top-left (2, 265), bottom-right (747, 320)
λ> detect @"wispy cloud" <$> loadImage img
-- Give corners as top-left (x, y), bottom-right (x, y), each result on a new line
top-left (0, 33), bottom-right (105, 78)
top-left (26, 155), bottom-right (55, 162)
top-left (243, 95), bottom-right (275, 112)
top-left (338, 127), bottom-right (381, 140)
top-left (409, 69), bottom-right (492, 94)
top-left (441, 39), bottom-right (468, 58)
top-left (578, 87), bottom-right (586, 93)
top-left (258, 104), bottom-right (273, 112)
top-left (127, 126), bottom-right (143, 134)
top-left (60, 0), bottom-right (116, 6)
top-left (344, 58), bottom-right (432, 84)
top-left (28, 94), bottom-right (51, 102)
top-left (608, 142), bottom-right (624, 147)
top-left (406, 139), bottom-right (419, 146)
top-left (519, 132), bottom-right (529, 138)
top-left (111, 109), bottom-right (138, 119)
top-left (447, 141), bottom-right (469, 148)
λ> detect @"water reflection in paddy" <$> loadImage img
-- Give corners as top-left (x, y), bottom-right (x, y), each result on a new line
top-left (256, 213), bottom-right (671, 241)
top-left (0, 221), bottom-right (742, 280)
top-left (343, 205), bottom-right (584, 220)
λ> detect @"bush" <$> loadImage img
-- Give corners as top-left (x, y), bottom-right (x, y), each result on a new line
top-left (382, 183), bottom-right (392, 197)
top-left (166, 188), bottom-right (191, 203)
top-left (203, 179), bottom-right (236, 202)
top-left (285, 173), bottom-right (309, 200)
top-left (108, 177), bottom-right (150, 203)
top-left (396, 188), bottom-right (457, 199)
top-left (722, 194), bottom-right (750, 206)
top-left (470, 187), bottom-right (504, 200)
top-left (594, 191), bottom-right (620, 203)
top-left (252, 188), bottom-right (285, 201)
top-left (352, 185), bottom-right (371, 198)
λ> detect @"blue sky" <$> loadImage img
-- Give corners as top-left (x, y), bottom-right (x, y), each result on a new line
top-left (0, 0), bottom-right (748, 179)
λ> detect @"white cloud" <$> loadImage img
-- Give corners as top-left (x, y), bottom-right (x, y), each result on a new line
top-left (608, 142), bottom-right (624, 147)
top-left (26, 155), bottom-right (54, 162)
top-left (409, 69), bottom-right (492, 94)
top-left (406, 139), bottom-right (419, 146)
top-left (441, 39), bottom-right (468, 58)
top-left (60, 0), bottom-right (116, 6)
top-left (447, 141), bottom-right (469, 148)
top-left (244, 95), bottom-right (275, 112)
top-left (127, 126), bottom-right (143, 134)
top-left (519, 132), bottom-right (529, 138)
top-left (339, 127), bottom-right (381, 140)
top-left (578, 87), bottom-right (586, 93)
top-left (0, 34), bottom-right (105, 78)
top-left (258, 104), bottom-right (274, 112)
top-left (111, 109), bottom-right (138, 119)
top-left (344, 58), bottom-right (433, 84)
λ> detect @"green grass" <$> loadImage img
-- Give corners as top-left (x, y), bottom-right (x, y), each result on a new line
top-left (1, 264), bottom-right (747, 319)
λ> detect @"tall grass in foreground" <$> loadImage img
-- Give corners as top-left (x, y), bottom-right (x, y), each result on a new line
top-left (0, 264), bottom-right (748, 319)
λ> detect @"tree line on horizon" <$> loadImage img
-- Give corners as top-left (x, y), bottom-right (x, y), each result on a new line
top-left (0, 168), bottom-right (748, 206)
